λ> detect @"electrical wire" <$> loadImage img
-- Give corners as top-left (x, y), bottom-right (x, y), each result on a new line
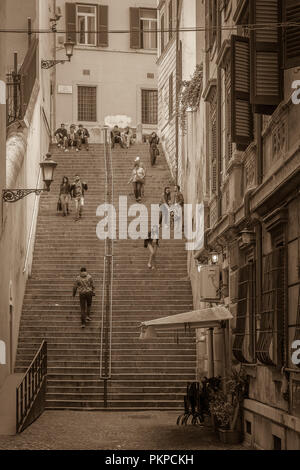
top-left (0, 22), bottom-right (299, 34)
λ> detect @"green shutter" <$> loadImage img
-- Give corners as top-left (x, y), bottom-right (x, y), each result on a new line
top-left (130, 7), bottom-right (141, 49)
top-left (97, 5), bottom-right (108, 47)
top-left (65, 3), bottom-right (76, 44)
top-left (231, 35), bottom-right (253, 150)
top-left (250, 0), bottom-right (283, 114)
top-left (283, 0), bottom-right (300, 69)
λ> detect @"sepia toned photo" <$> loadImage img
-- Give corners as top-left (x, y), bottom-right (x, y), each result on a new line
top-left (0, 0), bottom-right (299, 456)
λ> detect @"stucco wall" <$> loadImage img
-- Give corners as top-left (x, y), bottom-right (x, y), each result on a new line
top-left (55, 0), bottom-right (157, 137)
top-left (0, 0), bottom-right (52, 388)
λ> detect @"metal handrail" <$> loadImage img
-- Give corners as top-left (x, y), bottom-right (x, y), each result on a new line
top-left (16, 340), bottom-right (47, 433)
top-left (99, 128), bottom-right (114, 391)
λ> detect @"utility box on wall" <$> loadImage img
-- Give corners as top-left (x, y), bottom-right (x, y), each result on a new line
top-left (198, 265), bottom-right (220, 302)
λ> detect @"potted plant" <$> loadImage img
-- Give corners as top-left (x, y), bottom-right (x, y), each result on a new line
top-left (209, 369), bottom-right (248, 444)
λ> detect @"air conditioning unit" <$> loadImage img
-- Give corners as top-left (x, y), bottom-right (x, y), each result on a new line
top-left (198, 265), bottom-right (220, 302)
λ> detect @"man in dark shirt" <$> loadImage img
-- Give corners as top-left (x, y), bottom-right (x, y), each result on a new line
top-left (72, 267), bottom-right (95, 328)
top-left (76, 124), bottom-right (90, 151)
top-left (111, 125), bottom-right (125, 149)
top-left (54, 123), bottom-right (68, 151)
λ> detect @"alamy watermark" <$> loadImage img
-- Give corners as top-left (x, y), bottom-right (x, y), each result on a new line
top-left (291, 80), bottom-right (300, 105)
top-left (0, 340), bottom-right (6, 365)
top-left (0, 80), bottom-right (5, 105)
top-left (96, 198), bottom-right (205, 251)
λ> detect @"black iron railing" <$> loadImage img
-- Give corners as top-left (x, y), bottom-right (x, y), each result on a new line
top-left (16, 340), bottom-right (47, 433)
top-left (6, 72), bottom-right (22, 126)
top-left (6, 36), bottom-right (38, 127)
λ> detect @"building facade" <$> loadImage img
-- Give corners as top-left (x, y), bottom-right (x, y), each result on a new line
top-left (55, 0), bottom-right (158, 140)
top-left (158, 0), bottom-right (300, 449)
top-left (0, 0), bottom-right (53, 389)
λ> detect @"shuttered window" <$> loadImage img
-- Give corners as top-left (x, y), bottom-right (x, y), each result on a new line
top-left (210, 95), bottom-right (217, 195)
top-left (97, 5), bottom-right (108, 47)
top-left (130, 7), bottom-right (141, 49)
top-left (250, 0), bottom-right (283, 115)
top-left (233, 263), bottom-right (256, 364)
top-left (231, 35), bottom-right (253, 150)
top-left (66, 3), bottom-right (108, 47)
top-left (224, 61), bottom-right (232, 169)
top-left (78, 86), bottom-right (97, 122)
top-left (283, 0), bottom-right (300, 69)
top-left (256, 247), bottom-right (285, 367)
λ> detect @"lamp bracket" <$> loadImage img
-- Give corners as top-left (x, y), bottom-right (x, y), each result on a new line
top-left (2, 189), bottom-right (44, 203)
top-left (41, 59), bottom-right (68, 69)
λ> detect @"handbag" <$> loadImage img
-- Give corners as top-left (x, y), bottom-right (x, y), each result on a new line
top-left (57, 199), bottom-right (62, 212)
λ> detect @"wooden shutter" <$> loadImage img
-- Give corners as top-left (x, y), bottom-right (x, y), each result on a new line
top-left (97, 5), bottom-right (108, 47)
top-left (211, 120), bottom-right (217, 193)
top-left (250, 0), bottom-right (283, 114)
top-left (231, 35), bottom-right (253, 150)
top-left (65, 3), bottom-right (76, 43)
top-left (169, 73), bottom-right (173, 120)
top-left (168, 0), bottom-right (173, 40)
top-left (283, 0), bottom-right (300, 69)
top-left (161, 13), bottom-right (165, 53)
top-left (130, 7), bottom-right (141, 49)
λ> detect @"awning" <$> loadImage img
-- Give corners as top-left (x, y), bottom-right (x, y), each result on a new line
top-left (139, 306), bottom-right (233, 339)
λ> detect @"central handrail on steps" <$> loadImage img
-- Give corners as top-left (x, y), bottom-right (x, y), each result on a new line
top-left (16, 340), bottom-right (47, 433)
top-left (99, 127), bottom-right (114, 406)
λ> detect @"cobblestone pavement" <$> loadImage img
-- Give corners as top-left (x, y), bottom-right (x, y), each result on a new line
top-left (0, 411), bottom-right (246, 450)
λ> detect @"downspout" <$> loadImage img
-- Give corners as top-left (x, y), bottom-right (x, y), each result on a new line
top-left (52, 0), bottom-right (57, 134)
top-left (216, 1), bottom-right (222, 219)
top-left (175, 0), bottom-right (180, 185)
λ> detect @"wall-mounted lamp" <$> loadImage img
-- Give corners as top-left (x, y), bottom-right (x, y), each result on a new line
top-left (210, 252), bottom-right (219, 264)
top-left (2, 153), bottom-right (57, 202)
top-left (41, 38), bottom-right (75, 69)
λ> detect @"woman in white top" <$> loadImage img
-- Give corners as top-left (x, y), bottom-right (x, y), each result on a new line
top-left (128, 158), bottom-right (145, 202)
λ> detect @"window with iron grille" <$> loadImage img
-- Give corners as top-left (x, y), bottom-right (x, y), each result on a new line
top-left (142, 89), bottom-right (158, 125)
top-left (78, 86), bottom-right (97, 122)
top-left (233, 262), bottom-right (256, 364)
top-left (256, 246), bottom-right (285, 367)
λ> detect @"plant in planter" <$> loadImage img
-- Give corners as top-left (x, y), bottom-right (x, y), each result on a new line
top-left (177, 63), bottom-right (203, 134)
top-left (209, 369), bottom-right (249, 444)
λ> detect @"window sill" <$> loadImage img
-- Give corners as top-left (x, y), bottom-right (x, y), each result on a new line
top-left (74, 45), bottom-right (157, 55)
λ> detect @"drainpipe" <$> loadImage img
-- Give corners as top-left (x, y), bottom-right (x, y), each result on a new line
top-left (216, 1), bottom-right (222, 219)
top-left (207, 328), bottom-right (214, 377)
top-left (52, 0), bottom-right (57, 134)
top-left (175, 0), bottom-right (180, 185)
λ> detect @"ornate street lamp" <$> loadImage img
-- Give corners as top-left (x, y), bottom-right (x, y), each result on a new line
top-left (2, 153), bottom-right (57, 203)
top-left (41, 38), bottom-right (75, 69)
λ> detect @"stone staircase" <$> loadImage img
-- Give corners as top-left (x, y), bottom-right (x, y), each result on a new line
top-left (15, 142), bottom-right (196, 409)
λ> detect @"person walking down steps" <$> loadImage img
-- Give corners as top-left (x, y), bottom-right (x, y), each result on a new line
top-left (70, 175), bottom-right (88, 221)
top-left (72, 267), bottom-right (95, 329)
top-left (59, 176), bottom-right (71, 216)
top-left (144, 226), bottom-right (159, 269)
top-left (149, 132), bottom-right (160, 166)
